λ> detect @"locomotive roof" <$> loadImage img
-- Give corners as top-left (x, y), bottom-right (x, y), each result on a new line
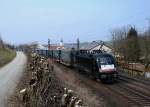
top-left (93, 53), bottom-right (113, 57)
top-left (78, 52), bottom-right (113, 58)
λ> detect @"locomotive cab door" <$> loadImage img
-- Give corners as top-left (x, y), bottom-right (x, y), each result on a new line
top-left (92, 58), bottom-right (99, 79)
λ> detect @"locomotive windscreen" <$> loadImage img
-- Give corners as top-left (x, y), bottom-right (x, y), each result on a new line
top-left (96, 55), bottom-right (115, 67)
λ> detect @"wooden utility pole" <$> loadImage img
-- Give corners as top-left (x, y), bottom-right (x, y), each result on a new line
top-left (48, 38), bottom-right (50, 50)
top-left (47, 38), bottom-right (50, 58)
top-left (144, 18), bottom-right (150, 74)
top-left (77, 38), bottom-right (80, 51)
top-left (146, 18), bottom-right (150, 37)
top-left (146, 17), bottom-right (150, 37)
top-left (147, 18), bottom-right (150, 72)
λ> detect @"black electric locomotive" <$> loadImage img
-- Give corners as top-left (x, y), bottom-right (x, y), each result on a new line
top-left (47, 49), bottom-right (118, 81)
top-left (76, 51), bottom-right (118, 81)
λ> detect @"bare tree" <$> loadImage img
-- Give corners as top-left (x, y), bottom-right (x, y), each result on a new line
top-left (142, 30), bottom-right (150, 71)
top-left (126, 27), bottom-right (140, 62)
top-left (111, 27), bottom-right (128, 60)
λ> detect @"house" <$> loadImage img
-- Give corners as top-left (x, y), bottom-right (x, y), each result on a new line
top-left (63, 40), bottom-right (113, 54)
top-left (48, 39), bottom-right (65, 50)
top-left (48, 45), bottom-right (65, 50)
top-left (80, 40), bottom-right (113, 54)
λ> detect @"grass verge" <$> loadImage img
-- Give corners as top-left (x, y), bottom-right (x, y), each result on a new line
top-left (0, 48), bottom-right (16, 68)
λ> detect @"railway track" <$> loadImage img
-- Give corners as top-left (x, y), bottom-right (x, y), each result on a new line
top-left (119, 74), bottom-right (150, 86)
top-left (118, 75), bottom-right (150, 95)
top-left (78, 72), bottom-right (150, 107)
top-left (54, 63), bottom-right (150, 107)
top-left (80, 73), bottom-right (150, 107)
top-left (107, 82), bottom-right (150, 107)
top-left (110, 74), bottom-right (150, 107)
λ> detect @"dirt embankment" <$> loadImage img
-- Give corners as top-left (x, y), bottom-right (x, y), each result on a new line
top-left (53, 63), bottom-right (107, 107)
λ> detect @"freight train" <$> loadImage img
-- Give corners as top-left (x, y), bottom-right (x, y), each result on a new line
top-left (36, 49), bottom-right (118, 81)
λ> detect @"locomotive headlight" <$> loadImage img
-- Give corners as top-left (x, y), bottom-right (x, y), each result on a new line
top-left (101, 74), bottom-right (107, 78)
top-left (99, 68), bottom-right (103, 72)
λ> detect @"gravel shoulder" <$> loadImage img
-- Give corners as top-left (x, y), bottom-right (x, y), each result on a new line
top-left (54, 63), bottom-right (107, 107)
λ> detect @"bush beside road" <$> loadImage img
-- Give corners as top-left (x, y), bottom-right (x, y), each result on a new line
top-left (0, 48), bottom-right (16, 68)
top-left (7, 53), bottom-right (85, 107)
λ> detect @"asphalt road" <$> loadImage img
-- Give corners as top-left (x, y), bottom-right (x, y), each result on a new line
top-left (0, 52), bottom-right (27, 106)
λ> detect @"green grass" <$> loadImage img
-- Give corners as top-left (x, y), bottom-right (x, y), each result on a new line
top-left (0, 48), bottom-right (16, 68)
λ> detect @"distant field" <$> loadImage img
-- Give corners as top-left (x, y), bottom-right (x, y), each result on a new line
top-left (0, 48), bottom-right (16, 68)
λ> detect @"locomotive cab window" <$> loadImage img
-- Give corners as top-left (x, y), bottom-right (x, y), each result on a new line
top-left (96, 56), bottom-right (115, 67)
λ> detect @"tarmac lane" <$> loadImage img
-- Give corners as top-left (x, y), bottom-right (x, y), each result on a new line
top-left (0, 52), bottom-right (27, 107)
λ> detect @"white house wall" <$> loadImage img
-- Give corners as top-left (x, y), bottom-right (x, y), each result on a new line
top-left (91, 45), bottom-right (112, 53)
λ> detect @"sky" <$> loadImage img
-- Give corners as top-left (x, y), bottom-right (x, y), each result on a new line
top-left (0, 0), bottom-right (150, 44)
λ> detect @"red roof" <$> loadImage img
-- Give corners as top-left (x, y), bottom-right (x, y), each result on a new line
top-left (48, 45), bottom-right (64, 50)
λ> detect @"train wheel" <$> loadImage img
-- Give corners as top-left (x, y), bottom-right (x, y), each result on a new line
top-left (93, 73), bottom-right (99, 81)
top-left (77, 68), bottom-right (82, 73)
